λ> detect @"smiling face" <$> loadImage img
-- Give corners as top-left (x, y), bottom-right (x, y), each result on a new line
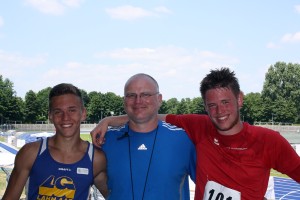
top-left (204, 87), bottom-right (243, 135)
top-left (123, 74), bottom-right (162, 126)
top-left (49, 94), bottom-right (86, 138)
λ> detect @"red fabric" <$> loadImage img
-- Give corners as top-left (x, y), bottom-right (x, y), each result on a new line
top-left (166, 114), bottom-right (300, 200)
top-left (289, 165), bottom-right (300, 183)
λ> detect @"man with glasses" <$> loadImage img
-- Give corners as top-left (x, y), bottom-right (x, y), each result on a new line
top-left (101, 73), bottom-right (196, 200)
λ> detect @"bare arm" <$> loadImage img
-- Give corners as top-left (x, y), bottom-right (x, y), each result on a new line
top-left (93, 147), bottom-right (109, 198)
top-left (90, 114), bottom-right (168, 147)
top-left (90, 115), bottom-right (129, 147)
top-left (2, 142), bottom-right (39, 200)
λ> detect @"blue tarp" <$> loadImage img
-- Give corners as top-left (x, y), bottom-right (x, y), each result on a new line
top-left (0, 142), bottom-right (18, 155)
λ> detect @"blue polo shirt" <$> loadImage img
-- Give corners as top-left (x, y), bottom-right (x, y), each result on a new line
top-left (102, 120), bottom-right (196, 200)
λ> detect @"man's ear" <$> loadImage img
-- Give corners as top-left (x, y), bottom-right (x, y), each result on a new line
top-left (158, 93), bottom-right (163, 106)
top-left (81, 107), bottom-right (87, 122)
top-left (48, 112), bottom-right (53, 123)
top-left (204, 105), bottom-right (208, 113)
top-left (237, 91), bottom-right (244, 108)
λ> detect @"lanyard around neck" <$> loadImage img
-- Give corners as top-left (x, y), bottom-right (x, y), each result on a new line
top-left (127, 126), bottom-right (159, 200)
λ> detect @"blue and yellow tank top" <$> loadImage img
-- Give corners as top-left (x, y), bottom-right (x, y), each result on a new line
top-left (27, 138), bottom-right (94, 200)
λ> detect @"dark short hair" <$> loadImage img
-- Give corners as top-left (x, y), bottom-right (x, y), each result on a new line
top-left (200, 67), bottom-right (240, 100)
top-left (49, 83), bottom-right (83, 109)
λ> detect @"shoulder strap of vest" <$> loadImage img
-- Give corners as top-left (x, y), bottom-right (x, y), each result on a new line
top-left (39, 137), bottom-right (47, 156)
top-left (88, 142), bottom-right (93, 162)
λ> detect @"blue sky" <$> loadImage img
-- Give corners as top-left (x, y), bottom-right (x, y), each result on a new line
top-left (0, 0), bottom-right (300, 100)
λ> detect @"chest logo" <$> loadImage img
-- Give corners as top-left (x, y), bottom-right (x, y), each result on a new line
top-left (38, 175), bottom-right (76, 199)
top-left (214, 138), bottom-right (220, 145)
top-left (138, 144), bottom-right (147, 150)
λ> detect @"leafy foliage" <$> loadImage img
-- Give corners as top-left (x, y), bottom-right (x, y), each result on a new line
top-left (241, 92), bottom-right (264, 124)
top-left (261, 62), bottom-right (300, 123)
top-left (0, 75), bottom-right (23, 124)
top-left (24, 90), bottom-right (40, 123)
top-left (1, 61), bottom-right (300, 125)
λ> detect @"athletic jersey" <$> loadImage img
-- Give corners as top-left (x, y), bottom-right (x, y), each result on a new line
top-left (102, 120), bottom-right (196, 200)
top-left (27, 138), bottom-right (94, 200)
top-left (166, 114), bottom-right (300, 200)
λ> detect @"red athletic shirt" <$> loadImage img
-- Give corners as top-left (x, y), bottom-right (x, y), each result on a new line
top-left (166, 114), bottom-right (300, 200)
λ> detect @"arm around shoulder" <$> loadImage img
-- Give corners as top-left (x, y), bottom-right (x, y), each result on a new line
top-left (90, 115), bottom-right (129, 147)
top-left (2, 141), bottom-right (40, 200)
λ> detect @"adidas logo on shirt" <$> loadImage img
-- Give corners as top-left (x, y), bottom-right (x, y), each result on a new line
top-left (138, 144), bottom-right (147, 150)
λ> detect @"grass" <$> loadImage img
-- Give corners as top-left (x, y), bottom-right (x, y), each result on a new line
top-left (80, 133), bottom-right (92, 142)
top-left (270, 169), bottom-right (289, 178)
top-left (0, 171), bottom-right (6, 197)
top-left (0, 171), bottom-right (26, 198)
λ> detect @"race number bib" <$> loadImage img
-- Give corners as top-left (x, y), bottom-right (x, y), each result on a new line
top-left (203, 181), bottom-right (241, 200)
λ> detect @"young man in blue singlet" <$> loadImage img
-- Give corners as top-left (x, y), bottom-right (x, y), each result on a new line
top-left (101, 73), bottom-right (196, 200)
top-left (3, 83), bottom-right (108, 200)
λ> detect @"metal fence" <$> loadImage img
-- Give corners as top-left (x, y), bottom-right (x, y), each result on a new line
top-left (1, 124), bottom-right (97, 132)
top-left (254, 123), bottom-right (300, 144)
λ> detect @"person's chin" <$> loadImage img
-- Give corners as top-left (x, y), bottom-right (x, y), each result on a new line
top-left (214, 121), bottom-right (232, 132)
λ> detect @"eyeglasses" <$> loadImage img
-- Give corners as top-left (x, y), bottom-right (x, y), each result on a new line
top-left (125, 92), bottom-right (159, 101)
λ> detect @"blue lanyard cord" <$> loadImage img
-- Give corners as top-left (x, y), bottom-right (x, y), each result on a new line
top-left (128, 126), bottom-right (159, 200)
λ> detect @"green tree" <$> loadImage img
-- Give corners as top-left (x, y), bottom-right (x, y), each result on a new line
top-left (87, 92), bottom-right (104, 123)
top-left (80, 89), bottom-right (90, 108)
top-left (165, 98), bottom-right (179, 114)
top-left (176, 98), bottom-right (191, 114)
top-left (24, 90), bottom-right (39, 123)
top-left (271, 97), bottom-right (296, 124)
top-left (87, 92), bottom-right (123, 123)
top-left (190, 97), bottom-right (205, 114)
top-left (7, 96), bottom-right (25, 123)
top-left (36, 87), bottom-right (51, 122)
top-left (159, 100), bottom-right (168, 114)
top-left (104, 92), bottom-right (124, 117)
top-left (261, 62), bottom-right (300, 123)
top-left (0, 75), bottom-right (24, 124)
top-left (241, 92), bottom-right (264, 124)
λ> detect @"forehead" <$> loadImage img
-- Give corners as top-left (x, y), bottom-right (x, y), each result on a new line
top-left (205, 87), bottom-right (235, 101)
top-left (125, 75), bottom-right (157, 91)
top-left (50, 94), bottom-right (82, 109)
